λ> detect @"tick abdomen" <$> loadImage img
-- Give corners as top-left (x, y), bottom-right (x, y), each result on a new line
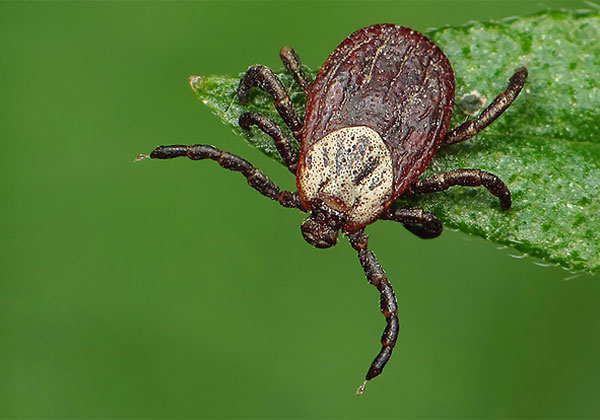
top-left (297, 126), bottom-right (393, 229)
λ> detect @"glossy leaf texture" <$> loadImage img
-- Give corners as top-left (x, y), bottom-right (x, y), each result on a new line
top-left (189, 10), bottom-right (600, 274)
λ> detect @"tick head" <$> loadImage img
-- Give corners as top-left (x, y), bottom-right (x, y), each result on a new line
top-left (300, 199), bottom-right (345, 249)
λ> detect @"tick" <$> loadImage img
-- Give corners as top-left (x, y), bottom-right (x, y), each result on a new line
top-left (136, 24), bottom-right (527, 395)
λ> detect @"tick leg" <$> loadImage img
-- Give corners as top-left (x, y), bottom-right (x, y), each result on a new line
top-left (407, 169), bottom-right (511, 211)
top-left (347, 229), bottom-right (399, 395)
top-left (136, 145), bottom-right (306, 211)
top-left (382, 207), bottom-right (443, 239)
top-left (237, 64), bottom-right (303, 140)
top-left (280, 46), bottom-right (312, 95)
top-left (239, 112), bottom-right (298, 174)
top-left (442, 67), bottom-right (528, 146)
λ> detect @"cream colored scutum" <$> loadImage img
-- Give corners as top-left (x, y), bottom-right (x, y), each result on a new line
top-left (299, 126), bottom-right (393, 227)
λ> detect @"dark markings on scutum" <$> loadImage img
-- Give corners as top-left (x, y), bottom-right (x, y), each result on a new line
top-left (354, 157), bottom-right (380, 185)
top-left (322, 146), bottom-right (330, 167)
top-left (356, 136), bottom-right (368, 155)
top-left (335, 142), bottom-right (346, 174)
top-left (318, 174), bottom-right (332, 192)
top-left (369, 175), bottom-right (383, 191)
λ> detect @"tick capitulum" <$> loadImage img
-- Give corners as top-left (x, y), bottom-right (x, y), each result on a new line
top-left (138, 24), bottom-right (527, 395)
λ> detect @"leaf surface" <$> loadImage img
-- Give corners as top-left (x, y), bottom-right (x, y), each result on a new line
top-left (190, 10), bottom-right (600, 274)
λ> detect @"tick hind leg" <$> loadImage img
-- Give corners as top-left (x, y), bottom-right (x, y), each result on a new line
top-left (347, 229), bottom-right (399, 395)
top-left (442, 67), bottom-right (528, 146)
top-left (237, 64), bottom-right (303, 140)
top-left (280, 46), bottom-right (312, 95)
top-left (382, 207), bottom-right (443, 239)
top-left (135, 145), bottom-right (305, 210)
top-left (408, 169), bottom-right (511, 211)
top-left (239, 112), bottom-right (298, 174)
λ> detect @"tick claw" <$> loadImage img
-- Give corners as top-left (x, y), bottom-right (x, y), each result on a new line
top-left (355, 380), bottom-right (367, 396)
top-left (134, 153), bottom-right (149, 162)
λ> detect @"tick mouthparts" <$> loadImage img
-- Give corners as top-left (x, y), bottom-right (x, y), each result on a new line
top-left (355, 380), bottom-right (368, 396)
top-left (134, 153), bottom-right (149, 162)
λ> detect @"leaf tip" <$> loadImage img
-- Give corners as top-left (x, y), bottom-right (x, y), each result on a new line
top-left (188, 75), bottom-right (204, 93)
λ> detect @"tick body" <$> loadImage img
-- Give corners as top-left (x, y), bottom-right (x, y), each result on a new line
top-left (138, 24), bottom-right (528, 394)
top-left (299, 25), bottom-right (454, 231)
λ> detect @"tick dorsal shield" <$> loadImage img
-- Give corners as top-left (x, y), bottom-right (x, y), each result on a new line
top-left (298, 126), bottom-right (393, 229)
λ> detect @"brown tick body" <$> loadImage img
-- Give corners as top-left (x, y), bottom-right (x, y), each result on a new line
top-left (138, 24), bottom-right (528, 394)
top-left (298, 25), bottom-right (454, 232)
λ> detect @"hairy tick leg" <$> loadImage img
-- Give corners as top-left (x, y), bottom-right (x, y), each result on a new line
top-left (239, 112), bottom-right (298, 173)
top-left (408, 169), bottom-right (511, 211)
top-left (443, 67), bottom-right (528, 146)
top-left (347, 229), bottom-right (399, 395)
top-left (382, 207), bottom-right (443, 239)
top-left (280, 46), bottom-right (312, 95)
top-left (237, 64), bottom-right (303, 140)
top-left (138, 144), bottom-right (305, 211)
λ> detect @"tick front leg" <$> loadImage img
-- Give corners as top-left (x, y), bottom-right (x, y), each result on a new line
top-left (407, 169), bottom-right (511, 211)
top-left (239, 112), bottom-right (298, 174)
top-left (442, 67), bottom-right (528, 146)
top-left (280, 46), bottom-right (312, 95)
top-left (237, 64), bottom-right (303, 140)
top-left (135, 145), bottom-right (305, 211)
top-left (347, 229), bottom-right (399, 395)
top-left (382, 207), bottom-right (442, 239)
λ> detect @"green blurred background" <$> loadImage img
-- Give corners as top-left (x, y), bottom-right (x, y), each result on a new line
top-left (2, 1), bottom-right (599, 418)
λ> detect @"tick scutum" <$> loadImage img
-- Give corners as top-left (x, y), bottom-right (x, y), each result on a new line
top-left (298, 126), bottom-right (394, 230)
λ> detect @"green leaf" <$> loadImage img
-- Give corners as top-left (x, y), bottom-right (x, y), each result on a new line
top-left (189, 10), bottom-right (600, 274)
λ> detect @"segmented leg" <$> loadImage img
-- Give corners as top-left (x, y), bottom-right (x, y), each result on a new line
top-left (239, 112), bottom-right (298, 174)
top-left (347, 229), bottom-right (399, 395)
top-left (280, 46), bottom-right (312, 95)
top-left (443, 67), bottom-right (528, 146)
top-left (407, 169), bottom-right (511, 211)
top-left (135, 145), bottom-right (305, 211)
top-left (382, 207), bottom-right (443, 239)
top-left (237, 65), bottom-right (303, 140)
